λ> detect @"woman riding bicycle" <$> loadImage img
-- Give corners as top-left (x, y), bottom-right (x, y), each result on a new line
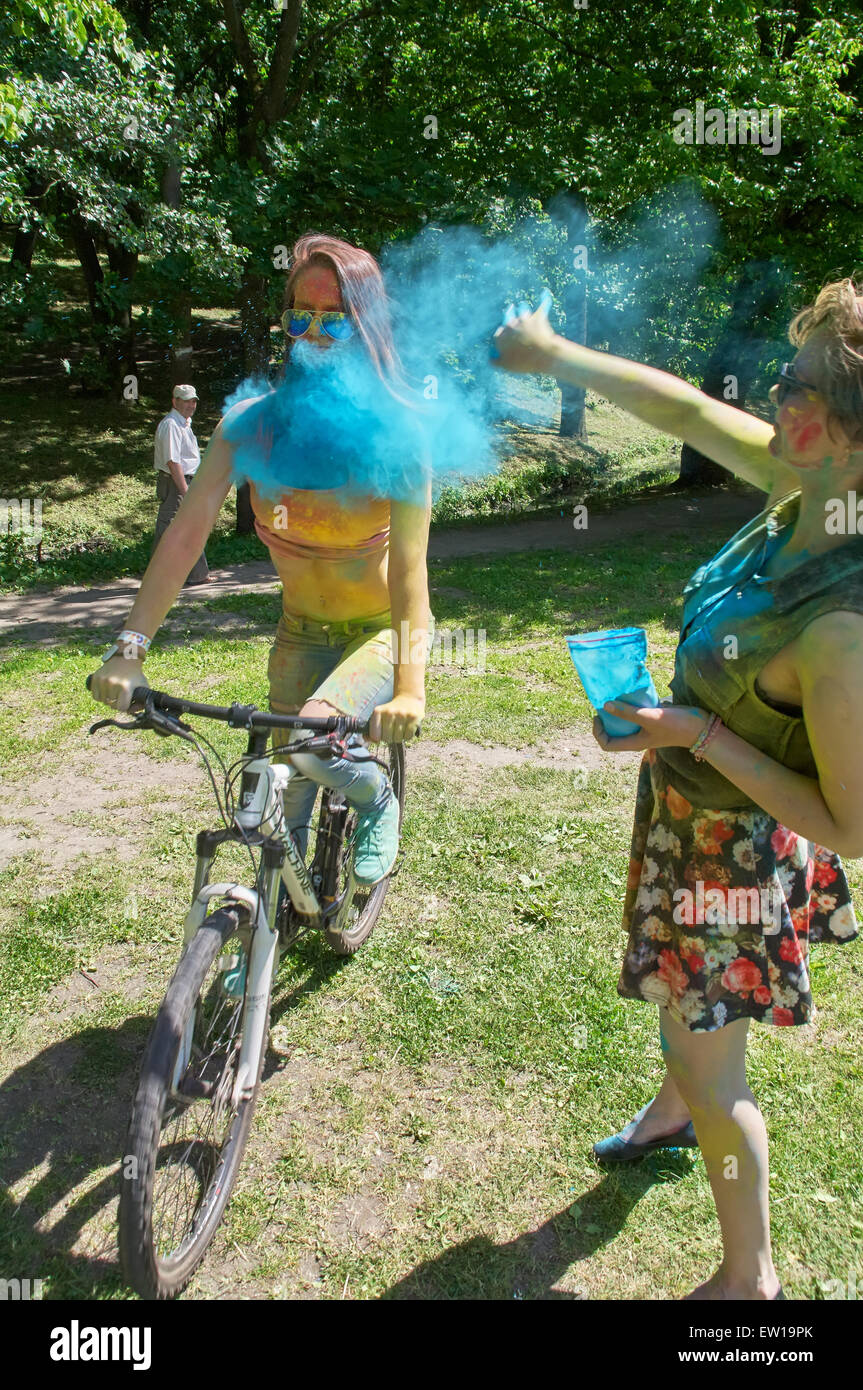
top-left (90, 233), bottom-right (434, 887)
top-left (494, 277), bottom-right (863, 1300)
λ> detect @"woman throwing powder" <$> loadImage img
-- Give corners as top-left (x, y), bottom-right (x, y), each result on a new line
top-left (493, 278), bottom-right (863, 1300)
top-left (90, 234), bottom-right (434, 887)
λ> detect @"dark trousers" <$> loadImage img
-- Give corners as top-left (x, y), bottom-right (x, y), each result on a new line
top-left (153, 471), bottom-right (209, 584)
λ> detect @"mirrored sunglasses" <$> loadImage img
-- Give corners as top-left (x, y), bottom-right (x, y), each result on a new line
top-left (281, 308), bottom-right (354, 341)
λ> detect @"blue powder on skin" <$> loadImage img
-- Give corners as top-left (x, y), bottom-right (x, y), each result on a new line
top-left (222, 335), bottom-right (494, 504)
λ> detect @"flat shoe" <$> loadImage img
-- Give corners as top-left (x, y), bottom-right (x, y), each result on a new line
top-left (593, 1112), bottom-right (698, 1163)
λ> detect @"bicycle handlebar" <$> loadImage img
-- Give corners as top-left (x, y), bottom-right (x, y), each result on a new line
top-left (85, 675), bottom-right (368, 735)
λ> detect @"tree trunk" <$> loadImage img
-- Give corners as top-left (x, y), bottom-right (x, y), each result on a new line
top-left (236, 482), bottom-right (255, 535)
top-left (160, 161), bottom-right (194, 385)
top-left (239, 266), bottom-right (271, 376)
top-left (235, 267), bottom-right (270, 535)
top-left (678, 261), bottom-right (785, 487)
top-left (220, 0), bottom-right (304, 533)
top-left (105, 237), bottom-right (139, 380)
top-left (10, 221), bottom-right (39, 273)
top-left (69, 214), bottom-right (109, 326)
top-left (69, 212), bottom-right (140, 391)
top-left (9, 176), bottom-right (47, 272)
top-left (548, 191), bottom-right (588, 440)
top-left (560, 272), bottom-right (587, 440)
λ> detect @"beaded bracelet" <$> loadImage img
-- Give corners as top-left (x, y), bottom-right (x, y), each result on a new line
top-left (690, 712), bottom-right (723, 761)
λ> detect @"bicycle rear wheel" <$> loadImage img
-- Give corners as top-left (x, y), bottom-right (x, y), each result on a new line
top-left (119, 905), bottom-right (267, 1299)
top-left (323, 740), bottom-right (405, 956)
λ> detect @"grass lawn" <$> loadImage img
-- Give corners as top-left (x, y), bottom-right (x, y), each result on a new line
top-left (0, 521), bottom-right (860, 1300)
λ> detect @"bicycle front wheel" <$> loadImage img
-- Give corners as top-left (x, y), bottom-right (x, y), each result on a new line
top-left (119, 905), bottom-right (267, 1299)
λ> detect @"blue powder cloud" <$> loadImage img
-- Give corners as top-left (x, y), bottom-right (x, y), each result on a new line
top-left (222, 189), bottom-right (765, 505)
top-left (221, 324), bottom-right (498, 505)
top-left (220, 218), bottom-right (556, 504)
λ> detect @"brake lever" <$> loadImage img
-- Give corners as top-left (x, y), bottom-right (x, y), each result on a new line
top-left (145, 707), bottom-right (194, 738)
top-left (88, 702), bottom-right (192, 739)
top-left (88, 713), bottom-right (148, 734)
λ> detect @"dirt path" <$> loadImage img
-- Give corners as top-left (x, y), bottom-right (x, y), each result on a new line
top-left (0, 488), bottom-right (760, 646)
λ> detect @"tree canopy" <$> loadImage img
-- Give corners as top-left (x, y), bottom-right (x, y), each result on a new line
top-left (1, 0), bottom-right (861, 476)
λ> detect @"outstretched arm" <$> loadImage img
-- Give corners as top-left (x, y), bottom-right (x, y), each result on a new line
top-left (493, 301), bottom-right (799, 500)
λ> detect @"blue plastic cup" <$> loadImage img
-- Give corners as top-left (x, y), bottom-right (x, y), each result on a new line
top-left (565, 626), bottom-right (659, 736)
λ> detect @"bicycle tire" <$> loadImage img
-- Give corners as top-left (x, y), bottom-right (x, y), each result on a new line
top-left (323, 740), bottom-right (405, 956)
top-left (119, 905), bottom-right (268, 1299)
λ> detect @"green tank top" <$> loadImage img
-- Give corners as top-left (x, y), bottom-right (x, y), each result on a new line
top-left (658, 489), bottom-right (863, 810)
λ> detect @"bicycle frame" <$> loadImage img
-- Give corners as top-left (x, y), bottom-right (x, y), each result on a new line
top-left (85, 683), bottom-right (378, 1109)
top-left (178, 754), bottom-right (326, 1107)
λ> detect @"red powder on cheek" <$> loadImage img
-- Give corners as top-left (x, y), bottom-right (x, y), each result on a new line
top-left (790, 420), bottom-right (822, 451)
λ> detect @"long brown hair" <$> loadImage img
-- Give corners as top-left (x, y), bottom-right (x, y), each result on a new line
top-left (283, 233), bottom-right (403, 387)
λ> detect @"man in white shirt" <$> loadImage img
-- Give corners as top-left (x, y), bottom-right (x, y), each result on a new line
top-left (152, 384), bottom-right (210, 585)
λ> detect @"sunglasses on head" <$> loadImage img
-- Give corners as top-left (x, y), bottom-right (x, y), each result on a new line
top-left (775, 362), bottom-right (819, 404)
top-left (281, 308), bottom-right (354, 341)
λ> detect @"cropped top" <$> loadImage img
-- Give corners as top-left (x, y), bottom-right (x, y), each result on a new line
top-left (658, 489), bottom-right (863, 810)
top-left (248, 481), bottom-right (391, 564)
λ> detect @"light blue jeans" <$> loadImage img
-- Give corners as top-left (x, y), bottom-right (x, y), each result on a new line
top-left (267, 608), bottom-right (434, 856)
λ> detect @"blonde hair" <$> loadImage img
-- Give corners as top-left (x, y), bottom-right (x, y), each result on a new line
top-left (788, 276), bottom-right (863, 445)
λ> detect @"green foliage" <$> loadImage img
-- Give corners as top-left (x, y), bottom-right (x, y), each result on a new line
top-left (2, 0), bottom-right (862, 408)
top-left (1, 0), bottom-right (132, 137)
top-left (0, 262), bottom-right (59, 339)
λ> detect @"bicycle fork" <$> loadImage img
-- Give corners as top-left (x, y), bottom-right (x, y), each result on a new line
top-left (173, 760), bottom-right (323, 1107)
top-left (175, 881), bottom-right (275, 1106)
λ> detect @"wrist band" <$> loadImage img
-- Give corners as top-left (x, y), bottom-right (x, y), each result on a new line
top-left (690, 712), bottom-right (723, 761)
top-left (118, 629), bottom-right (151, 654)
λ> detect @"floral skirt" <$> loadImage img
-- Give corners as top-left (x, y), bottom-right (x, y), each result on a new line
top-left (619, 750), bottom-right (859, 1031)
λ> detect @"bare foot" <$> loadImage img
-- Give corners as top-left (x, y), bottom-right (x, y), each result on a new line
top-left (627, 1096), bottom-right (692, 1145)
top-left (685, 1269), bottom-right (781, 1300)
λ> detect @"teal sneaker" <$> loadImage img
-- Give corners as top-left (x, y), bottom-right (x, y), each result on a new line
top-left (221, 952), bottom-right (247, 999)
top-left (352, 791), bottom-right (399, 886)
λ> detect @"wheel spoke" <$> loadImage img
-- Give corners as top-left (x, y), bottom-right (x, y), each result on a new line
top-left (146, 941), bottom-right (247, 1264)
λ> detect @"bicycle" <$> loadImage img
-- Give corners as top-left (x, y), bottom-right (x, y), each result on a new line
top-left (84, 678), bottom-right (407, 1300)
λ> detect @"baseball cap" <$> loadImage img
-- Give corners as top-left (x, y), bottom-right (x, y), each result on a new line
top-left (172, 384), bottom-right (198, 401)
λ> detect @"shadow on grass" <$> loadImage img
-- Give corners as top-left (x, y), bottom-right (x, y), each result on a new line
top-left (265, 933), bottom-right (349, 1055)
top-left (382, 1154), bottom-right (696, 1300)
top-left (0, 932), bottom-right (344, 1299)
top-left (0, 1017), bottom-right (154, 1298)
